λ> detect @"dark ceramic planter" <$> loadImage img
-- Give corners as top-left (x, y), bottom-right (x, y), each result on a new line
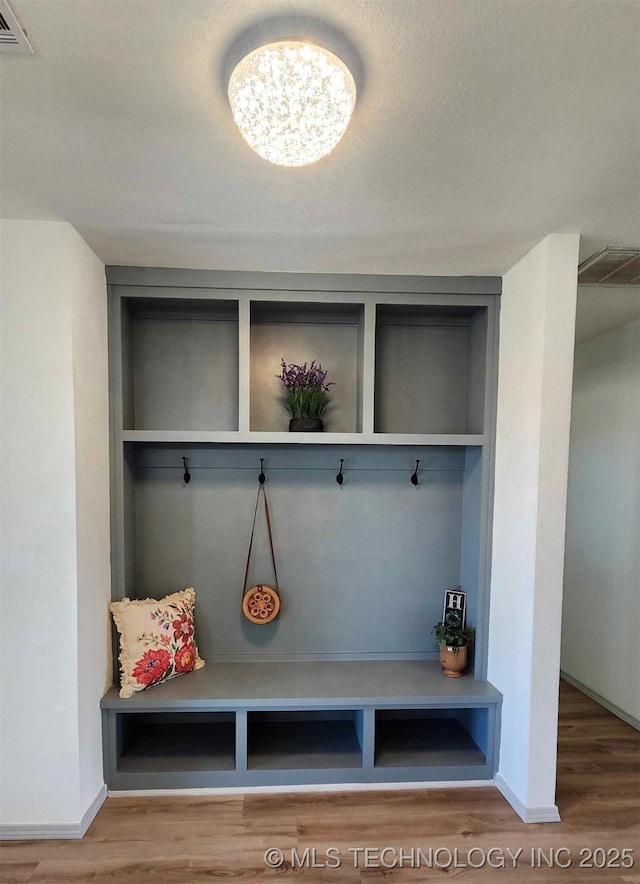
top-left (289, 418), bottom-right (323, 432)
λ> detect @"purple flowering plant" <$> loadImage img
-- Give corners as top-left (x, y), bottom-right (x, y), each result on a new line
top-left (276, 358), bottom-right (334, 419)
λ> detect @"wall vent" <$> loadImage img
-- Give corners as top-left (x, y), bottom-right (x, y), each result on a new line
top-left (0, 0), bottom-right (33, 54)
top-left (578, 247), bottom-right (640, 286)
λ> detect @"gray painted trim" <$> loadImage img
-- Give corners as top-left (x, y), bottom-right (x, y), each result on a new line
top-left (236, 709), bottom-right (248, 772)
top-left (107, 287), bottom-right (121, 600)
top-left (131, 442), bottom-right (465, 469)
top-left (238, 296), bottom-right (251, 433)
top-left (109, 779), bottom-right (495, 796)
top-left (108, 288), bottom-right (127, 680)
top-left (203, 651), bottom-right (441, 663)
top-left (119, 430), bottom-right (486, 446)
top-left (560, 671), bottom-right (640, 731)
top-left (106, 266), bottom-right (502, 295)
top-left (102, 693), bottom-right (501, 712)
top-left (106, 764), bottom-right (494, 791)
top-left (494, 774), bottom-right (561, 824)
top-left (360, 708), bottom-right (376, 768)
top-left (101, 708), bottom-right (111, 785)
top-left (0, 784), bottom-right (107, 841)
top-left (361, 301), bottom-right (376, 434)
top-left (115, 287), bottom-right (498, 308)
top-left (474, 296), bottom-right (500, 679)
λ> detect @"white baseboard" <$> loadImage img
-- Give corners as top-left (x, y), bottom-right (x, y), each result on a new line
top-left (560, 671), bottom-right (640, 731)
top-left (0, 783), bottom-right (107, 841)
top-left (79, 783), bottom-right (108, 836)
top-left (109, 780), bottom-right (494, 798)
top-left (495, 774), bottom-right (560, 824)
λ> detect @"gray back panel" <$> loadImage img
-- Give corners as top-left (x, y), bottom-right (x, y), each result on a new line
top-left (129, 445), bottom-right (468, 661)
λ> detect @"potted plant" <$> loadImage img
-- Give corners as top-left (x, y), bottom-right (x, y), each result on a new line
top-left (277, 358), bottom-right (333, 431)
top-left (432, 614), bottom-right (475, 678)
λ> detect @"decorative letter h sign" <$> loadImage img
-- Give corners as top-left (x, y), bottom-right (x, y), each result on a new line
top-left (443, 586), bottom-right (467, 630)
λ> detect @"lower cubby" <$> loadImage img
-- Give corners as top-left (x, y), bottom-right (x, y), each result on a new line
top-left (116, 712), bottom-right (236, 774)
top-left (247, 711), bottom-right (364, 770)
top-left (374, 708), bottom-right (488, 769)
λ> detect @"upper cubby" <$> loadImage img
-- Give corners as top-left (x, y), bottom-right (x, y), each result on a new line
top-left (120, 298), bottom-right (239, 432)
top-left (374, 305), bottom-right (488, 436)
top-left (250, 301), bottom-right (364, 433)
top-left (109, 269), bottom-right (498, 444)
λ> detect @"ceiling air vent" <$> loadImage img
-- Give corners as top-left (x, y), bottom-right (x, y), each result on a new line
top-left (578, 247), bottom-right (640, 286)
top-left (0, 0), bottom-right (33, 54)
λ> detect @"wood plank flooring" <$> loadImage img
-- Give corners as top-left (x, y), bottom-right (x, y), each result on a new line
top-left (2, 680), bottom-right (638, 882)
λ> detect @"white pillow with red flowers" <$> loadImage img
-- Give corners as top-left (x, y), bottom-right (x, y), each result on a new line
top-left (110, 588), bottom-right (205, 698)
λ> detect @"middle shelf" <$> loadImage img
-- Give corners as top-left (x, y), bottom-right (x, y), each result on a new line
top-left (119, 430), bottom-right (486, 446)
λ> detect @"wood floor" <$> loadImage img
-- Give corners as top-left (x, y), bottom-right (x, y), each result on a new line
top-left (2, 680), bottom-right (638, 882)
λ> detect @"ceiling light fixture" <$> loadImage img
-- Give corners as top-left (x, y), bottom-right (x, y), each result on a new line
top-left (228, 41), bottom-right (356, 167)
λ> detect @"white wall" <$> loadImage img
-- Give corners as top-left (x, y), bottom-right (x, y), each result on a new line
top-left (70, 233), bottom-right (112, 812)
top-left (0, 220), bottom-right (109, 832)
top-left (489, 233), bottom-right (579, 822)
top-left (562, 316), bottom-right (640, 725)
top-left (0, 221), bottom-right (583, 829)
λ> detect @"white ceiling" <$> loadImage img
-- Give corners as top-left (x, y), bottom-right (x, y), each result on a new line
top-left (576, 285), bottom-right (640, 343)
top-left (1, 0), bottom-right (639, 275)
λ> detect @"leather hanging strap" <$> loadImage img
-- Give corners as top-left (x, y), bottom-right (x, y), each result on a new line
top-left (242, 483), bottom-right (279, 599)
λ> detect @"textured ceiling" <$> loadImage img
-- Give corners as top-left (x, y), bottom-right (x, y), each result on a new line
top-left (576, 285), bottom-right (640, 343)
top-left (1, 0), bottom-right (638, 274)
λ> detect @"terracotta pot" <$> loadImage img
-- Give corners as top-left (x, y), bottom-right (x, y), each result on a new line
top-left (289, 418), bottom-right (323, 432)
top-left (439, 644), bottom-right (468, 677)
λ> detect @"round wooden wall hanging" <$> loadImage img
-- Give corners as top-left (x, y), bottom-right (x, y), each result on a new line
top-left (242, 467), bottom-right (281, 625)
top-left (242, 584), bottom-right (280, 625)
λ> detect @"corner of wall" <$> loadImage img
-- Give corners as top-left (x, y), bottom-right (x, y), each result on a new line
top-left (489, 233), bottom-right (578, 820)
top-left (1, 220), bottom-right (110, 835)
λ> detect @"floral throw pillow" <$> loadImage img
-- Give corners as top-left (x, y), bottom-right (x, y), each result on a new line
top-left (110, 588), bottom-right (205, 698)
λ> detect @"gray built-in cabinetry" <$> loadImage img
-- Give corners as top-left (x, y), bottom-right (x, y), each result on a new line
top-left (102, 267), bottom-right (502, 790)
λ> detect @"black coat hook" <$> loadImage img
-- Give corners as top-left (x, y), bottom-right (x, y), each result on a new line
top-left (336, 458), bottom-right (344, 486)
top-left (258, 458), bottom-right (266, 485)
top-left (411, 459), bottom-right (420, 486)
top-left (182, 457), bottom-right (191, 484)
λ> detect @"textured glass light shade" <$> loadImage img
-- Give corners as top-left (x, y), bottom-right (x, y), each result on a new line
top-left (228, 41), bottom-right (356, 167)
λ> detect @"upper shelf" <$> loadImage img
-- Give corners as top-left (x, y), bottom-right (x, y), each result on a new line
top-left (113, 290), bottom-right (496, 441)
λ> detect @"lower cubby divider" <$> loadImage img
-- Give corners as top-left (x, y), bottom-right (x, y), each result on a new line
top-left (235, 709), bottom-right (248, 773)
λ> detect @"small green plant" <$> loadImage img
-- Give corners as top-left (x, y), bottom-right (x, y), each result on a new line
top-left (432, 613), bottom-right (475, 653)
top-left (277, 358), bottom-right (333, 420)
